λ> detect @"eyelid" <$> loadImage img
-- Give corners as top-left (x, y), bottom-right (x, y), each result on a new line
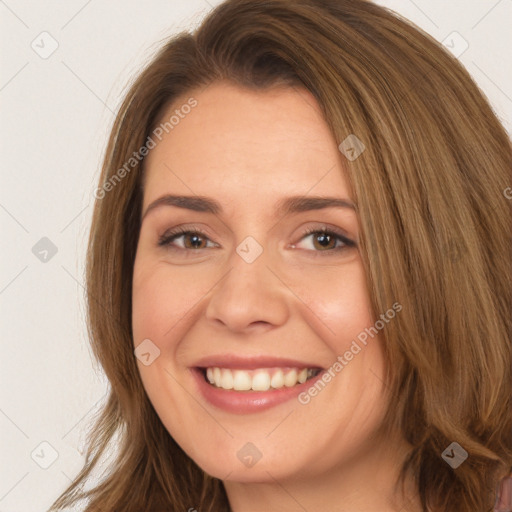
top-left (299, 224), bottom-right (355, 242)
top-left (158, 225), bottom-right (218, 248)
top-left (291, 225), bottom-right (356, 253)
top-left (157, 223), bottom-right (356, 255)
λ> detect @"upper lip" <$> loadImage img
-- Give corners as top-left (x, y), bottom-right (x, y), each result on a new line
top-left (192, 354), bottom-right (324, 370)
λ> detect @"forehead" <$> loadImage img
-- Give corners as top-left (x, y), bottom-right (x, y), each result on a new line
top-left (142, 81), bottom-right (352, 212)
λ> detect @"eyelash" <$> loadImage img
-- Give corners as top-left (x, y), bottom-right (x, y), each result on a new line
top-left (299, 226), bottom-right (356, 253)
top-left (157, 225), bottom-right (356, 256)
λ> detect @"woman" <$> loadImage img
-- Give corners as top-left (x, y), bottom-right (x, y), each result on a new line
top-left (49, 0), bottom-right (512, 510)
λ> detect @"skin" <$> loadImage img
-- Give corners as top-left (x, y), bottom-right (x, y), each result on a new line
top-left (132, 81), bottom-right (421, 511)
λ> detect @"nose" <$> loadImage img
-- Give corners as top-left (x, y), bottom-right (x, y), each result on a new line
top-left (204, 246), bottom-right (290, 333)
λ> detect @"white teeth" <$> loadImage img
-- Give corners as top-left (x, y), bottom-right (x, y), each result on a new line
top-left (220, 369), bottom-right (234, 390)
top-left (270, 370), bottom-right (284, 389)
top-left (204, 367), bottom-right (319, 391)
top-left (283, 369), bottom-right (298, 387)
top-left (252, 371), bottom-right (271, 391)
top-left (233, 370), bottom-right (252, 390)
top-left (298, 368), bottom-right (308, 384)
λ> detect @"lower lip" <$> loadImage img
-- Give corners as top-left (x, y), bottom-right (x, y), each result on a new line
top-left (190, 368), bottom-right (324, 414)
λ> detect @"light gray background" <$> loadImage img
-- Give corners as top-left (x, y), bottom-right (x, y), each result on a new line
top-left (1, 1), bottom-right (511, 510)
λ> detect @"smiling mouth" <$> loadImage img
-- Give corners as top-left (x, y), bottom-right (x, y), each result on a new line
top-left (199, 367), bottom-right (322, 392)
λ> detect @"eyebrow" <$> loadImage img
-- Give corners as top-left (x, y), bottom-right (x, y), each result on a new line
top-left (141, 194), bottom-right (356, 221)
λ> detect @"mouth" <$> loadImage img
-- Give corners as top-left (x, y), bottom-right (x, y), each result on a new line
top-left (200, 366), bottom-right (322, 391)
top-left (189, 357), bottom-right (326, 414)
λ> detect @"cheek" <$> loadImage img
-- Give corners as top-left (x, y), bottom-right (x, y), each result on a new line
top-left (326, 275), bottom-right (372, 330)
top-left (132, 262), bottom-right (181, 351)
top-left (287, 259), bottom-right (375, 351)
top-left (132, 258), bottom-right (210, 347)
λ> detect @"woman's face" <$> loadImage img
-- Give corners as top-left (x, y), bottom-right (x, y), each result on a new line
top-left (132, 81), bottom-right (395, 484)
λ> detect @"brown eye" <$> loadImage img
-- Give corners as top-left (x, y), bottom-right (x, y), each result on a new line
top-left (182, 232), bottom-right (207, 249)
top-left (158, 229), bottom-right (216, 250)
top-left (312, 232), bottom-right (337, 251)
top-left (293, 227), bottom-right (356, 255)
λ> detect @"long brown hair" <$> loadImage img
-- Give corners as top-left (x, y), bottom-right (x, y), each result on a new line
top-left (49, 1), bottom-right (512, 510)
